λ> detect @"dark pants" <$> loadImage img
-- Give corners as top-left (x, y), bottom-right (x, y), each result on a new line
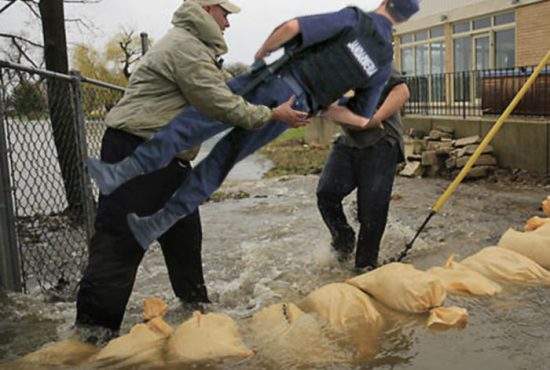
top-left (76, 128), bottom-right (208, 331)
top-left (316, 138), bottom-right (399, 268)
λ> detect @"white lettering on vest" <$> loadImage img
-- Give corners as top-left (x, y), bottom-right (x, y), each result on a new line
top-left (346, 40), bottom-right (378, 77)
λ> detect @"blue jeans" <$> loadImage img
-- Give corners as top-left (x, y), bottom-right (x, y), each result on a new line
top-left (140, 72), bottom-right (310, 218)
top-left (316, 138), bottom-right (399, 268)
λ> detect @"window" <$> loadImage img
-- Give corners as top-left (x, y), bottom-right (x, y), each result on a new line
top-left (453, 21), bottom-right (470, 33)
top-left (430, 26), bottom-right (444, 38)
top-left (402, 47), bottom-right (414, 75)
top-left (495, 12), bottom-right (515, 25)
top-left (495, 29), bottom-right (515, 68)
top-left (415, 44), bottom-right (429, 75)
top-left (473, 17), bottom-right (491, 30)
top-left (401, 34), bottom-right (413, 44)
top-left (431, 42), bottom-right (445, 74)
top-left (415, 30), bottom-right (429, 42)
top-left (454, 37), bottom-right (472, 72)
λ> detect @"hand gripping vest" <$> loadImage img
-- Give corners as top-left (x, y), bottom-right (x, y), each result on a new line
top-left (289, 8), bottom-right (394, 113)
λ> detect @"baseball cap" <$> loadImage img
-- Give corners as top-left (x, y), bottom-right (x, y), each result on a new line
top-left (191, 0), bottom-right (241, 14)
top-left (387, 0), bottom-right (420, 22)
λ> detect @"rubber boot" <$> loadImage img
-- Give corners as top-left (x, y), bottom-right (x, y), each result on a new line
top-left (127, 208), bottom-right (180, 251)
top-left (85, 156), bottom-right (143, 196)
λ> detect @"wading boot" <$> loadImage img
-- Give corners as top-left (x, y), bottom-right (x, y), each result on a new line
top-left (85, 156), bottom-right (143, 196)
top-left (127, 208), bottom-right (180, 251)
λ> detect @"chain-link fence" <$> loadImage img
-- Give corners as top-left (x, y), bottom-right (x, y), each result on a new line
top-left (0, 60), bottom-right (124, 300)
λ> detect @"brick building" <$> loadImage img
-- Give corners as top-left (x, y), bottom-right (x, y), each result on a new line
top-left (394, 0), bottom-right (550, 74)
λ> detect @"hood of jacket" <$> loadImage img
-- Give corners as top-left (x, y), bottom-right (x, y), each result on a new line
top-left (171, 0), bottom-right (228, 56)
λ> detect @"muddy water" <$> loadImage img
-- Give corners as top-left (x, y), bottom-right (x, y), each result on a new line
top-left (1, 170), bottom-right (549, 368)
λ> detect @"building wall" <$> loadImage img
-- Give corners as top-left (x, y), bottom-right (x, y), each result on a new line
top-left (516, 1), bottom-right (550, 66)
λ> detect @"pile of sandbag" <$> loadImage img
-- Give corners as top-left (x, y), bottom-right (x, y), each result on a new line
top-left (8, 195), bottom-right (550, 368)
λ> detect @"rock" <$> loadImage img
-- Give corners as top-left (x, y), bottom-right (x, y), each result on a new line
top-left (454, 136), bottom-right (481, 148)
top-left (434, 142), bottom-right (454, 155)
top-left (446, 157), bottom-right (457, 169)
top-left (464, 144), bottom-right (494, 155)
top-left (466, 166), bottom-right (496, 179)
top-left (435, 126), bottom-right (455, 135)
top-left (429, 130), bottom-right (453, 141)
top-left (457, 154), bottom-right (497, 168)
top-left (451, 147), bottom-right (468, 158)
top-left (407, 154), bottom-right (422, 161)
top-left (400, 161), bottom-right (423, 177)
top-left (412, 139), bottom-right (426, 155)
top-left (422, 151), bottom-right (439, 167)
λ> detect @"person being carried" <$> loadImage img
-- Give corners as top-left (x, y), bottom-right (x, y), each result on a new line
top-left (317, 68), bottom-right (410, 273)
top-left (85, 0), bottom-right (420, 251)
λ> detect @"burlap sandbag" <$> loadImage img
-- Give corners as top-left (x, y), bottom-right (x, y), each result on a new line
top-left (499, 223), bottom-right (550, 269)
top-left (347, 263), bottom-right (447, 313)
top-left (143, 297), bottom-right (168, 322)
top-left (250, 303), bottom-right (348, 366)
top-left (166, 312), bottom-right (253, 364)
top-left (524, 216), bottom-right (550, 232)
top-left (91, 321), bottom-right (170, 369)
top-left (299, 283), bottom-right (383, 333)
top-left (461, 246), bottom-right (550, 285)
top-left (299, 283), bottom-right (385, 359)
top-left (427, 256), bottom-right (502, 296)
top-left (427, 307), bottom-right (468, 330)
top-left (12, 339), bottom-right (99, 369)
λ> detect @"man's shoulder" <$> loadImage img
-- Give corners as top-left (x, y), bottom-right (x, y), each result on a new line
top-left (147, 28), bottom-right (213, 61)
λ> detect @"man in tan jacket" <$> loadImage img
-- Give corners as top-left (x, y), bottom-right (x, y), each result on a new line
top-left (76, 0), bottom-right (306, 342)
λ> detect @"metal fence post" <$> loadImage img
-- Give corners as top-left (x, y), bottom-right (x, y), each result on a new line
top-left (140, 32), bottom-right (149, 56)
top-left (0, 67), bottom-right (22, 292)
top-left (70, 70), bottom-right (95, 246)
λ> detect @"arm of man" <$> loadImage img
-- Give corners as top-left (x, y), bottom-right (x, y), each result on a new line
top-left (255, 7), bottom-right (359, 60)
top-left (322, 66), bottom-right (392, 129)
top-left (172, 45), bottom-right (307, 129)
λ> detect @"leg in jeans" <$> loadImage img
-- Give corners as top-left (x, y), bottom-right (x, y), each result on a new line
top-left (354, 140), bottom-right (399, 269)
top-left (316, 140), bottom-right (358, 256)
top-left (128, 75), bottom-right (311, 249)
top-left (86, 74), bottom-right (255, 195)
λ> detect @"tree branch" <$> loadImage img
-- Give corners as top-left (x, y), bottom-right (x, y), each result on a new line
top-left (0, 0), bottom-right (18, 15)
top-left (0, 33), bottom-right (43, 48)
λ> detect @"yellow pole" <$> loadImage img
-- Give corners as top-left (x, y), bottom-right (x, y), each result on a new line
top-left (432, 49), bottom-right (550, 213)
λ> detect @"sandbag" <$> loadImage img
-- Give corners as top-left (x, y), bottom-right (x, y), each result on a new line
top-left (347, 263), bottom-right (447, 313)
top-left (427, 256), bottom-right (502, 296)
top-left (299, 283), bottom-right (383, 333)
top-left (499, 223), bottom-right (550, 269)
top-left (166, 312), bottom-right (253, 364)
top-left (427, 307), bottom-right (468, 330)
top-left (461, 246), bottom-right (550, 285)
top-left (299, 283), bottom-right (385, 359)
top-left (91, 321), bottom-right (170, 369)
top-left (13, 339), bottom-right (99, 368)
top-left (143, 297), bottom-right (168, 322)
top-left (543, 196), bottom-right (550, 216)
top-left (250, 303), bottom-right (348, 366)
top-left (524, 216), bottom-right (550, 232)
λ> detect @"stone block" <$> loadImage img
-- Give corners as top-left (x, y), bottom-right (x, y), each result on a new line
top-left (400, 161), bottom-right (424, 178)
top-left (429, 130), bottom-right (453, 140)
top-left (456, 154), bottom-right (498, 168)
top-left (422, 151), bottom-right (439, 166)
top-left (464, 144), bottom-right (494, 155)
top-left (454, 135), bottom-right (481, 147)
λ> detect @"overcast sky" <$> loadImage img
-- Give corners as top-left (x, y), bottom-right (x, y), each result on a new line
top-left (1, 0), bottom-right (382, 65)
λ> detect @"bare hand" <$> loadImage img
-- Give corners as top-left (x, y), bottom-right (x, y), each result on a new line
top-left (272, 96), bottom-right (310, 128)
top-left (255, 46), bottom-right (270, 61)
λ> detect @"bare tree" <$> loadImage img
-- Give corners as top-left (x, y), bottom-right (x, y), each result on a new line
top-left (1, 0), bottom-right (103, 213)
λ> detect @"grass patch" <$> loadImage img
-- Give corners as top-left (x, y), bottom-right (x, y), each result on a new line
top-left (260, 128), bottom-right (330, 178)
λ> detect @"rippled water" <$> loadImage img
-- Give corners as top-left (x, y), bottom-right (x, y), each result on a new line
top-left (1, 158), bottom-right (549, 369)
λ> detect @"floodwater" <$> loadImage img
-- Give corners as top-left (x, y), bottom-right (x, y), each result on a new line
top-left (1, 136), bottom-right (550, 369)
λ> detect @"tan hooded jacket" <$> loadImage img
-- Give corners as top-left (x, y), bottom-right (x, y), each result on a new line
top-left (104, 1), bottom-right (273, 160)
